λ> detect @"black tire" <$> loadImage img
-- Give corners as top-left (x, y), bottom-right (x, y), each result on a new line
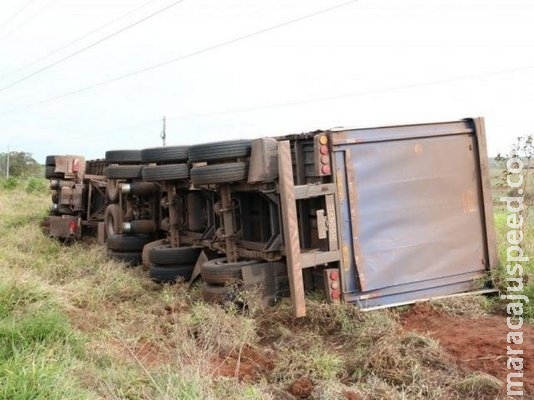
top-left (191, 162), bottom-right (247, 185)
top-left (148, 245), bottom-right (202, 266)
top-left (106, 234), bottom-right (152, 252)
top-left (105, 150), bottom-right (142, 164)
top-left (51, 192), bottom-right (58, 204)
top-left (104, 204), bottom-right (122, 237)
top-left (45, 155), bottom-right (58, 166)
top-left (45, 166), bottom-right (64, 179)
top-left (141, 146), bottom-right (189, 164)
top-left (188, 140), bottom-right (252, 163)
top-left (142, 164), bottom-right (189, 182)
top-left (125, 219), bottom-right (157, 235)
top-left (108, 250), bottom-right (142, 267)
top-left (200, 257), bottom-right (258, 285)
top-left (142, 238), bottom-right (169, 269)
top-left (149, 264), bottom-right (195, 283)
top-left (57, 204), bottom-right (75, 215)
top-left (202, 283), bottom-right (236, 304)
top-left (106, 179), bottom-right (120, 202)
top-left (104, 165), bottom-right (144, 180)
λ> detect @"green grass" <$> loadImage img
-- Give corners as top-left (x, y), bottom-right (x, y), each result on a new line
top-left (0, 277), bottom-right (89, 400)
top-left (0, 174), bottom-right (529, 399)
top-left (494, 210), bottom-right (534, 322)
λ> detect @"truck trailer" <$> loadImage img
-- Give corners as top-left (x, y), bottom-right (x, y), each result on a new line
top-left (43, 117), bottom-right (497, 316)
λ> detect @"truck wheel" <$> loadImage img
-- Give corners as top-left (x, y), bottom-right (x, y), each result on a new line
top-left (51, 191), bottom-right (59, 204)
top-left (105, 150), bottom-right (142, 164)
top-left (123, 219), bottom-right (157, 235)
top-left (148, 245), bottom-right (202, 266)
top-left (149, 264), bottom-right (195, 283)
top-left (202, 283), bottom-right (237, 304)
top-left (188, 140), bottom-right (252, 163)
top-left (56, 205), bottom-right (76, 215)
top-left (107, 234), bottom-right (152, 252)
top-left (142, 164), bottom-right (189, 182)
top-left (45, 155), bottom-right (58, 166)
top-left (45, 166), bottom-right (64, 179)
top-left (108, 250), bottom-right (142, 267)
top-left (106, 179), bottom-right (120, 202)
top-left (104, 165), bottom-right (144, 180)
top-left (190, 162), bottom-right (247, 185)
top-left (200, 257), bottom-right (258, 285)
top-left (142, 238), bottom-right (169, 269)
top-left (141, 146), bottom-right (189, 164)
top-left (104, 204), bottom-right (123, 237)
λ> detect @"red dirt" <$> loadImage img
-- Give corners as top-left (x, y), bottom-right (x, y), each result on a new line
top-left (343, 390), bottom-right (361, 400)
top-left (210, 346), bottom-right (275, 381)
top-left (288, 377), bottom-right (314, 399)
top-left (401, 303), bottom-right (534, 395)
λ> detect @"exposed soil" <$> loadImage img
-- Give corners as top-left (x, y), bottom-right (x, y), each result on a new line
top-left (401, 303), bottom-right (534, 395)
top-left (288, 377), bottom-right (314, 399)
top-left (210, 346), bottom-right (275, 381)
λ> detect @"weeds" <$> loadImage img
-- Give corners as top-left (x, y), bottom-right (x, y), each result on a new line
top-left (0, 178), bottom-right (526, 399)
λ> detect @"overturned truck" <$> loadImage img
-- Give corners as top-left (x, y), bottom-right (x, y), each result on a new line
top-left (43, 117), bottom-right (497, 316)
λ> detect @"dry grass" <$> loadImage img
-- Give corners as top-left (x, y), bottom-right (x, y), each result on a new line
top-left (0, 186), bottom-right (519, 399)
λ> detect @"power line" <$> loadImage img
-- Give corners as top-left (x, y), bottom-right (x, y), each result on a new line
top-left (0, 0), bottom-right (37, 31)
top-left (0, 0), bottom-right (56, 41)
top-left (0, 0), bottom-right (358, 111)
top-left (72, 63), bottom-right (534, 139)
top-left (164, 64), bottom-right (534, 120)
top-left (0, 0), bottom-right (158, 82)
top-left (0, 0), bottom-right (185, 92)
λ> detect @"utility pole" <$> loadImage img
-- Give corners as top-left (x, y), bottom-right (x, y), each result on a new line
top-left (160, 116), bottom-right (166, 146)
top-left (5, 145), bottom-right (9, 179)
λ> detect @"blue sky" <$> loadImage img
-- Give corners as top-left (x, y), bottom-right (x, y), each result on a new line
top-left (0, 0), bottom-right (533, 163)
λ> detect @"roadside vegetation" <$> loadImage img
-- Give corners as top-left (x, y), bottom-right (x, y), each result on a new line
top-left (0, 164), bottom-right (531, 399)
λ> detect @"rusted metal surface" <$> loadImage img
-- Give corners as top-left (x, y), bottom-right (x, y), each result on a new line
top-left (278, 140), bottom-right (306, 317)
top-left (331, 118), bottom-right (496, 307)
top-left (219, 184), bottom-right (238, 263)
top-left (471, 117), bottom-right (499, 271)
top-left (325, 194), bottom-right (338, 251)
top-left (166, 182), bottom-right (180, 248)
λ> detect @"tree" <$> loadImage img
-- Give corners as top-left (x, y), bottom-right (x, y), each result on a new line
top-left (0, 151), bottom-right (42, 178)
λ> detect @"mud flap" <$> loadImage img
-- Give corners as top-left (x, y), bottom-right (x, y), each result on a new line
top-left (188, 250), bottom-right (209, 286)
top-left (242, 262), bottom-right (289, 308)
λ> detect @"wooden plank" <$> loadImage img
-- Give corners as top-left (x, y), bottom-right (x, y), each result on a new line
top-left (301, 250), bottom-right (341, 268)
top-left (278, 140), bottom-right (306, 317)
top-left (293, 183), bottom-right (336, 199)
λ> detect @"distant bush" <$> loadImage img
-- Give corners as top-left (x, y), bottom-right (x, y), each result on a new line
top-left (25, 177), bottom-right (48, 194)
top-left (1, 177), bottom-right (20, 191)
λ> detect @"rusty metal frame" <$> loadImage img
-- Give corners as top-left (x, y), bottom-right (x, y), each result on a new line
top-left (470, 117), bottom-right (498, 271)
top-left (278, 140), bottom-right (306, 317)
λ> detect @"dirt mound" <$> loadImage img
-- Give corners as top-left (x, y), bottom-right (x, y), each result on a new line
top-left (210, 346), bottom-right (274, 381)
top-left (288, 377), bottom-right (314, 399)
top-left (401, 303), bottom-right (534, 395)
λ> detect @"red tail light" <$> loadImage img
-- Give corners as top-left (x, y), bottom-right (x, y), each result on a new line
top-left (68, 220), bottom-right (78, 235)
top-left (323, 267), bottom-right (341, 303)
top-left (314, 134), bottom-right (331, 176)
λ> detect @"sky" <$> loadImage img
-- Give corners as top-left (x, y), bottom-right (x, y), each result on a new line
top-left (0, 0), bottom-right (533, 163)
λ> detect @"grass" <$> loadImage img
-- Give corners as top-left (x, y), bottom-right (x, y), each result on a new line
top-left (0, 174), bottom-right (529, 399)
top-left (493, 210), bottom-right (534, 322)
top-left (0, 276), bottom-right (89, 399)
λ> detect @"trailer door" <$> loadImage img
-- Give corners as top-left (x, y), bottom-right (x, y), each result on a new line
top-left (331, 118), bottom-right (496, 308)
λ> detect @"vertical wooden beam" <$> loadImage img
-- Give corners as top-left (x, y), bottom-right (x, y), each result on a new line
top-left (220, 184), bottom-right (238, 263)
top-left (166, 182), bottom-right (180, 248)
top-left (278, 140), bottom-right (306, 317)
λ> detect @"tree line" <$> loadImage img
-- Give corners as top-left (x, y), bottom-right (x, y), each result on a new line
top-left (0, 152), bottom-right (42, 179)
